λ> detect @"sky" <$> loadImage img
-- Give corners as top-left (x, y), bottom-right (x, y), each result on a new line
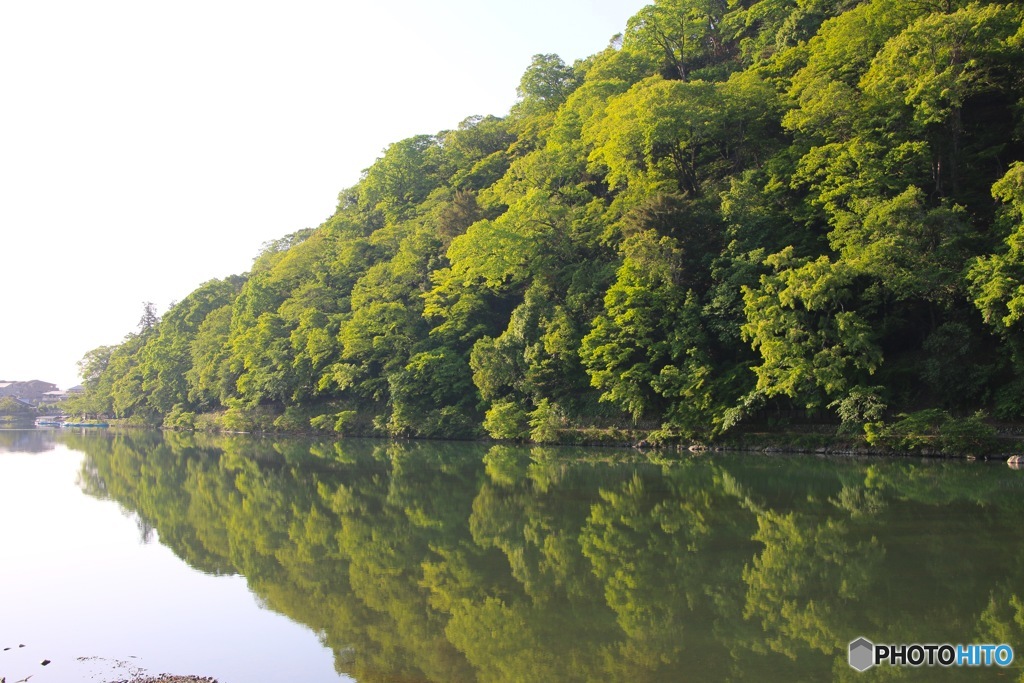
top-left (0, 0), bottom-right (649, 390)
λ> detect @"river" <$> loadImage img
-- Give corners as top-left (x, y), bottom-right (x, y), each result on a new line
top-left (1, 428), bottom-right (1022, 681)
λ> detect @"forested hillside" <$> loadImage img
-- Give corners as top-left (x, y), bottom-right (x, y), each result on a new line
top-left (73, 0), bottom-right (1024, 445)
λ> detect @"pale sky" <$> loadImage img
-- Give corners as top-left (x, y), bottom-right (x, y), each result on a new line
top-left (0, 0), bottom-right (648, 390)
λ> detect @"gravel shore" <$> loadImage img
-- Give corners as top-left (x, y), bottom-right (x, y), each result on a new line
top-left (3, 647), bottom-right (221, 683)
top-left (111, 677), bottom-right (219, 683)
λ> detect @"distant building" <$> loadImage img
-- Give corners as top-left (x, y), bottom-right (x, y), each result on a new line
top-left (0, 380), bottom-right (61, 405)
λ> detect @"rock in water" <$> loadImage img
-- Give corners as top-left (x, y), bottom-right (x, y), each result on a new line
top-left (1008, 455), bottom-right (1024, 469)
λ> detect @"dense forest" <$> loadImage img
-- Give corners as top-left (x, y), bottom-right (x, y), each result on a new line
top-left (72, 0), bottom-right (1024, 444)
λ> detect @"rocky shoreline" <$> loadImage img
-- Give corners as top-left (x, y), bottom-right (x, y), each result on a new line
top-left (111, 676), bottom-right (218, 683)
top-left (2, 647), bottom-right (220, 683)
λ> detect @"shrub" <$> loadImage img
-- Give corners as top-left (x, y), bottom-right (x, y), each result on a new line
top-left (162, 404), bottom-right (196, 430)
top-left (528, 399), bottom-right (563, 444)
top-left (865, 409), bottom-right (999, 455)
top-left (830, 386), bottom-right (887, 434)
top-left (483, 400), bottom-right (530, 440)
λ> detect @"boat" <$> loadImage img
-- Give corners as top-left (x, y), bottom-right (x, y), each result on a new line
top-left (60, 421), bottom-right (109, 428)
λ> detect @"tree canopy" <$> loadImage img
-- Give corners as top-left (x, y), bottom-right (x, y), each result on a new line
top-left (73, 0), bottom-right (1024, 441)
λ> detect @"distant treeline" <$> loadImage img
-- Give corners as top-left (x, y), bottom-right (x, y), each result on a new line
top-left (71, 0), bottom-right (1024, 443)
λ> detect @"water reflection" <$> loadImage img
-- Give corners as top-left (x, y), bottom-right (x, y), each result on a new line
top-left (0, 428), bottom-right (57, 453)
top-left (60, 431), bottom-right (1024, 682)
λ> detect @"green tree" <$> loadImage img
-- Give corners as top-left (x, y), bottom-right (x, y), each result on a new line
top-left (860, 3), bottom-right (1024, 197)
top-left (741, 248), bottom-right (882, 410)
top-left (969, 163), bottom-right (1024, 330)
top-left (514, 53), bottom-right (581, 116)
top-left (585, 72), bottom-right (778, 199)
top-left (581, 230), bottom-right (723, 435)
top-left (623, 0), bottom-right (733, 82)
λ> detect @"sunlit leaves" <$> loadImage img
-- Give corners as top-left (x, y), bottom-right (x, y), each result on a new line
top-left (741, 249), bottom-right (882, 407)
top-left (585, 72), bottom-right (779, 199)
top-left (623, 0), bottom-right (731, 82)
top-left (70, 0), bottom-right (1024, 438)
top-left (581, 230), bottom-right (722, 435)
top-left (515, 53), bottom-right (581, 115)
top-left (969, 163), bottom-right (1024, 328)
top-left (861, 3), bottom-right (1023, 130)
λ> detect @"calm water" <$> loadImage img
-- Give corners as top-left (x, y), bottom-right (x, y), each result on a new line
top-left (2, 429), bottom-right (1023, 682)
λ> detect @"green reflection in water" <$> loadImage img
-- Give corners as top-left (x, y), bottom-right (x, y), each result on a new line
top-left (59, 430), bottom-right (1024, 682)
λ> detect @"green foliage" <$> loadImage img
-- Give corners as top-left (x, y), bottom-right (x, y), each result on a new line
top-left (219, 402), bottom-right (277, 433)
top-left (623, 0), bottom-right (733, 82)
top-left (741, 249), bottom-right (882, 409)
top-left (272, 405), bottom-right (322, 433)
top-left (581, 229), bottom-right (731, 436)
top-left (482, 400), bottom-right (531, 441)
top-left (515, 53), bottom-right (581, 116)
top-left (828, 385), bottom-right (886, 434)
top-left (71, 0), bottom-right (1024, 442)
top-left (388, 348), bottom-right (479, 438)
top-left (864, 409), bottom-right (999, 455)
top-left (528, 398), bottom-right (563, 443)
top-left (970, 163), bottom-right (1024, 329)
top-left (162, 404), bottom-right (196, 430)
top-left (0, 397), bottom-right (35, 415)
top-left (585, 72), bottom-right (779, 199)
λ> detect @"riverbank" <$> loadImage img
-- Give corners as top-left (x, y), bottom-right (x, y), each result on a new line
top-left (2, 646), bottom-right (219, 683)
top-left (96, 411), bottom-right (1024, 461)
top-left (112, 676), bottom-right (218, 683)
